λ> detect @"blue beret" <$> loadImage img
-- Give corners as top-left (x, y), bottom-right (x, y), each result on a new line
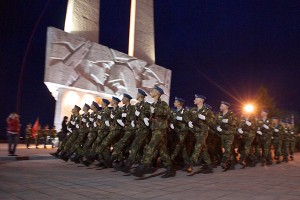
top-left (154, 85), bottom-right (164, 94)
top-left (204, 103), bottom-right (212, 110)
top-left (84, 103), bottom-right (90, 110)
top-left (221, 101), bottom-right (230, 107)
top-left (102, 99), bottom-right (110, 105)
top-left (112, 96), bottom-right (121, 103)
top-left (92, 101), bottom-right (100, 110)
top-left (138, 88), bottom-right (147, 96)
top-left (123, 93), bottom-right (133, 100)
top-left (74, 105), bottom-right (81, 111)
top-left (175, 97), bottom-right (185, 103)
top-left (195, 94), bottom-right (206, 100)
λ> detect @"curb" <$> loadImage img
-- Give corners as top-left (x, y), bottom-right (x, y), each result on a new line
top-left (0, 155), bottom-right (57, 161)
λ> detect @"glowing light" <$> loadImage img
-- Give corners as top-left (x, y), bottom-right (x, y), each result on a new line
top-left (64, 0), bottom-right (74, 32)
top-left (244, 104), bottom-right (254, 113)
top-left (63, 91), bottom-right (80, 106)
top-left (81, 94), bottom-right (95, 106)
top-left (128, 0), bottom-right (136, 56)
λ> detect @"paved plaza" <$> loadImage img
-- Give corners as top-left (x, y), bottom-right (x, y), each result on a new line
top-left (0, 143), bottom-right (299, 200)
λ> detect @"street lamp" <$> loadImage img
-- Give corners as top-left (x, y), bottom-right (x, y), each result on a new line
top-left (244, 104), bottom-right (254, 113)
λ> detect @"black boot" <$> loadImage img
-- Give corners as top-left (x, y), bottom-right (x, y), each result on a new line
top-left (120, 161), bottom-right (132, 173)
top-left (202, 164), bottom-right (213, 174)
top-left (161, 166), bottom-right (176, 178)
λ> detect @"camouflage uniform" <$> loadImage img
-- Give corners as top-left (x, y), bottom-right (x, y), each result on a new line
top-left (237, 116), bottom-right (256, 166)
top-left (112, 104), bottom-right (136, 160)
top-left (25, 127), bottom-right (32, 148)
top-left (289, 127), bottom-right (296, 160)
top-left (216, 111), bottom-right (237, 169)
top-left (256, 117), bottom-right (272, 165)
top-left (282, 126), bottom-right (291, 162)
top-left (127, 100), bottom-right (151, 164)
top-left (271, 124), bottom-right (284, 162)
top-left (188, 106), bottom-right (214, 168)
top-left (97, 106), bottom-right (124, 166)
top-left (169, 107), bottom-right (189, 163)
top-left (141, 99), bottom-right (172, 168)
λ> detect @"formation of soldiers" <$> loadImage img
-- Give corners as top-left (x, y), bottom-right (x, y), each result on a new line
top-left (26, 124), bottom-right (57, 149)
top-left (50, 85), bottom-right (298, 178)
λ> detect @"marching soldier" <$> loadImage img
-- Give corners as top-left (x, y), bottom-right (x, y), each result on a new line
top-left (49, 125), bottom-right (57, 148)
top-left (25, 123), bottom-right (32, 149)
top-left (169, 97), bottom-right (189, 166)
top-left (42, 125), bottom-right (51, 149)
top-left (237, 111), bottom-right (256, 167)
top-left (216, 101), bottom-right (237, 171)
top-left (185, 95), bottom-right (214, 173)
top-left (112, 94), bottom-right (136, 169)
top-left (281, 120), bottom-right (291, 162)
top-left (256, 109), bottom-right (272, 166)
top-left (120, 89), bottom-right (151, 173)
top-left (133, 86), bottom-right (175, 178)
top-left (288, 121), bottom-right (296, 161)
top-left (271, 117), bottom-right (284, 164)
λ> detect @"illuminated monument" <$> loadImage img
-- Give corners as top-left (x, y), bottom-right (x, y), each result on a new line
top-left (44, 0), bottom-right (171, 130)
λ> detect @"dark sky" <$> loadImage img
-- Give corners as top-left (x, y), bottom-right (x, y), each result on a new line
top-left (1, 0), bottom-right (300, 138)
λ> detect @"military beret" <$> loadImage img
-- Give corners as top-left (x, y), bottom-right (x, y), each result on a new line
top-left (74, 105), bottom-right (81, 111)
top-left (112, 96), bottom-right (121, 103)
top-left (84, 103), bottom-right (90, 110)
top-left (138, 88), bottom-right (147, 96)
top-left (221, 101), bottom-right (230, 107)
top-left (102, 99), bottom-right (110, 105)
top-left (204, 103), bottom-right (212, 110)
top-left (195, 94), bottom-right (206, 100)
top-left (154, 85), bottom-right (164, 94)
top-left (261, 109), bottom-right (269, 113)
top-left (92, 101), bottom-right (100, 110)
top-left (175, 97), bottom-right (185, 103)
top-left (123, 93), bottom-right (133, 100)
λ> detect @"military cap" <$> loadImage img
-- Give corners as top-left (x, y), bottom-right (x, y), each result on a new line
top-left (204, 103), bottom-right (212, 110)
top-left (175, 97), bottom-right (185, 103)
top-left (102, 99), bottom-right (110, 105)
top-left (92, 101), bottom-right (100, 110)
top-left (261, 109), bottom-right (269, 113)
top-left (112, 96), bottom-right (121, 103)
top-left (137, 88), bottom-right (147, 96)
top-left (154, 85), bottom-right (164, 94)
top-left (74, 105), bottom-right (81, 111)
top-left (221, 101), bottom-right (230, 107)
top-left (123, 93), bottom-right (133, 100)
top-left (195, 94), bottom-right (206, 100)
top-left (84, 103), bottom-right (90, 110)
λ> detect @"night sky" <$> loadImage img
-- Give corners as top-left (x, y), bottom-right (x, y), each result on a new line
top-left (1, 0), bottom-right (300, 138)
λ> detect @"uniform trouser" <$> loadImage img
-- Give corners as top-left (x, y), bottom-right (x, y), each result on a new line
top-left (240, 133), bottom-right (255, 162)
top-left (97, 129), bottom-right (123, 161)
top-left (86, 130), bottom-right (110, 157)
top-left (257, 135), bottom-right (272, 162)
top-left (282, 140), bottom-right (291, 159)
top-left (208, 134), bottom-right (223, 164)
top-left (253, 136), bottom-right (261, 159)
top-left (62, 131), bottom-right (79, 153)
top-left (78, 130), bottom-right (98, 156)
top-left (26, 135), bottom-right (33, 148)
top-left (112, 129), bottom-right (136, 160)
top-left (57, 133), bottom-right (72, 152)
top-left (220, 134), bottom-right (234, 164)
top-left (289, 139), bottom-right (296, 155)
top-left (272, 137), bottom-right (282, 157)
top-left (142, 129), bottom-right (172, 168)
top-left (128, 128), bottom-right (151, 164)
top-left (190, 131), bottom-right (211, 165)
top-left (171, 131), bottom-right (189, 164)
top-left (68, 130), bottom-right (89, 155)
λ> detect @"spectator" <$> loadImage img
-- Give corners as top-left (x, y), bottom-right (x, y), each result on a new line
top-left (6, 112), bottom-right (21, 156)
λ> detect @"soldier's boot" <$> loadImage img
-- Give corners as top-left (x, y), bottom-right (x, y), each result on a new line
top-left (266, 159), bottom-right (273, 165)
top-left (202, 164), bottom-right (214, 174)
top-left (221, 162), bottom-right (230, 172)
top-left (113, 160), bottom-right (124, 171)
top-left (283, 157), bottom-right (288, 163)
top-left (261, 158), bottom-right (266, 166)
top-left (72, 154), bottom-right (82, 164)
top-left (184, 161), bottom-right (194, 173)
top-left (290, 155), bottom-right (294, 161)
top-left (229, 160), bottom-right (236, 170)
top-left (161, 166), bottom-right (176, 178)
top-left (276, 156), bottom-right (282, 164)
top-left (120, 161), bottom-right (132, 173)
top-left (132, 164), bottom-right (147, 177)
top-left (50, 152), bottom-right (59, 158)
top-left (101, 158), bottom-right (113, 168)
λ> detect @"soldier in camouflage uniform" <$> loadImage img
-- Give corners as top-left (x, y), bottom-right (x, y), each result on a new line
top-left (256, 109), bottom-right (272, 166)
top-left (96, 96), bottom-right (123, 168)
top-left (67, 103), bottom-right (90, 162)
top-left (120, 89), bottom-right (151, 173)
top-left (49, 125), bottom-right (57, 148)
top-left (133, 86), bottom-right (175, 178)
top-left (168, 97), bottom-right (189, 166)
top-left (59, 105), bottom-right (81, 161)
top-left (216, 101), bottom-right (237, 171)
top-left (79, 99), bottom-right (110, 165)
top-left (185, 95), bottom-right (214, 174)
top-left (112, 94), bottom-right (137, 169)
top-left (42, 125), bottom-right (50, 149)
top-left (237, 112), bottom-right (256, 168)
top-left (281, 120), bottom-right (291, 162)
top-left (25, 123), bottom-right (32, 149)
top-left (288, 122), bottom-right (296, 161)
top-left (271, 117), bottom-right (284, 164)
